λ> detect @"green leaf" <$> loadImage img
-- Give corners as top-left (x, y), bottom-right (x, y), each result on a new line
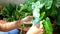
top-left (40, 12), bottom-right (45, 20)
top-left (46, 17), bottom-right (53, 31)
top-left (20, 4), bottom-right (28, 11)
top-left (45, 0), bottom-right (53, 9)
top-left (42, 17), bottom-right (53, 34)
top-left (26, 0), bottom-right (36, 4)
top-left (57, 0), bottom-right (60, 5)
top-left (50, 8), bottom-right (57, 16)
top-left (39, 0), bottom-right (46, 8)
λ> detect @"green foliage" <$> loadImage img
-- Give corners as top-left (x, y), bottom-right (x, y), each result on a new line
top-left (28, 0), bottom-right (53, 34)
top-left (56, 8), bottom-right (60, 25)
top-left (42, 17), bottom-right (53, 34)
top-left (45, 0), bottom-right (53, 9)
top-left (1, 0), bottom-right (60, 34)
top-left (57, 0), bottom-right (60, 5)
top-left (2, 4), bottom-right (17, 21)
top-left (2, 4), bottom-right (32, 22)
top-left (40, 12), bottom-right (45, 20)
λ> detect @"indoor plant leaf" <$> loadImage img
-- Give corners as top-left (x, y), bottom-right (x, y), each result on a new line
top-left (40, 12), bottom-right (45, 20)
top-left (42, 17), bottom-right (53, 34)
top-left (45, 0), bottom-right (53, 9)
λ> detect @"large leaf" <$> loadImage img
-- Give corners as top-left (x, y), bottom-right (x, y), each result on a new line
top-left (45, 0), bottom-right (53, 9)
top-left (42, 17), bottom-right (53, 34)
top-left (46, 17), bottom-right (53, 31)
top-left (57, 0), bottom-right (60, 5)
top-left (39, 0), bottom-right (46, 8)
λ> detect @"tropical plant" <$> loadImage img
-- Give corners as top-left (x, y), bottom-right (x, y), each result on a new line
top-left (0, 0), bottom-right (60, 34)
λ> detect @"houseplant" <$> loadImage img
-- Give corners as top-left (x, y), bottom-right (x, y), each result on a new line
top-left (19, 0), bottom-right (59, 34)
top-left (0, 0), bottom-right (59, 34)
top-left (0, 3), bottom-right (32, 34)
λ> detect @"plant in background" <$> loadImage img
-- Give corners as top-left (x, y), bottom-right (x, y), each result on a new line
top-left (1, 4), bottom-right (19, 22)
top-left (1, 4), bottom-right (32, 22)
top-left (22, 0), bottom-right (53, 34)
top-left (0, 0), bottom-right (60, 34)
top-left (23, 0), bottom-right (60, 34)
top-left (1, 3), bottom-right (32, 34)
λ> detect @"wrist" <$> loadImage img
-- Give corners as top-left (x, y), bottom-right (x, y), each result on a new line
top-left (16, 20), bottom-right (23, 29)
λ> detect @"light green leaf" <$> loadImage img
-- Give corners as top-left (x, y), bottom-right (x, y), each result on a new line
top-left (40, 12), bottom-right (45, 20)
top-left (42, 17), bottom-right (53, 34)
top-left (45, 0), bottom-right (53, 9)
top-left (39, 0), bottom-right (46, 8)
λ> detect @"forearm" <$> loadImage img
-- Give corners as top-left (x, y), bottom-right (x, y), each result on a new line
top-left (0, 21), bottom-right (18, 32)
top-left (0, 16), bottom-right (33, 32)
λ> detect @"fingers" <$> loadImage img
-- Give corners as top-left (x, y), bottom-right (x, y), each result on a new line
top-left (34, 21), bottom-right (44, 34)
top-left (26, 21), bottom-right (44, 34)
top-left (22, 16), bottom-right (33, 21)
top-left (40, 21), bottom-right (43, 29)
top-left (26, 25), bottom-right (44, 34)
top-left (39, 21), bottom-right (44, 34)
top-left (21, 16), bottom-right (33, 24)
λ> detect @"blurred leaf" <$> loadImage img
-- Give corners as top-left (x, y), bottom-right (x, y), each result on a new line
top-left (45, 0), bottom-right (53, 9)
top-left (40, 12), bottom-right (45, 20)
top-left (39, 0), bottom-right (46, 8)
top-left (42, 17), bottom-right (53, 34)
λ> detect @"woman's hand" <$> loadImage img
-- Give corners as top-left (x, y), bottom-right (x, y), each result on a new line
top-left (0, 16), bottom-right (33, 32)
top-left (21, 16), bottom-right (33, 24)
top-left (16, 16), bottom-right (33, 29)
top-left (26, 21), bottom-right (44, 34)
